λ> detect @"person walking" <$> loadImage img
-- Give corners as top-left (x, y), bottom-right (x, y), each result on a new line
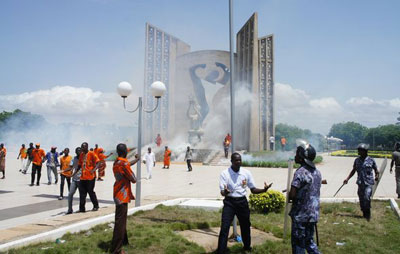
top-left (143, 147), bottom-right (155, 179)
top-left (390, 142), bottom-right (400, 198)
top-left (280, 136), bottom-right (287, 151)
top-left (162, 146), bottom-right (171, 169)
top-left (343, 143), bottom-right (379, 221)
top-left (184, 146), bottom-right (193, 172)
top-left (155, 134), bottom-right (162, 147)
top-left (217, 152), bottom-right (272, 254)
top-left (22, 143), bottom-right (34, 174)
top-left (31, 143), bottom-right (45, 186)
top-left (17, 144), bottom-right (27, 172)
top-left (78, 142), bottom-right (100, 212)
top-left (289, 141), bottom-right (322, 253)
top-left (59, 148), bottom-right (72, 200)
top-left (97, 148), bottom-right (112, 181)
top-left (0, 144), bottom-right (6, 179)
top-left (44, 147), bottom-right (60, 185)
top-left (111, 143), bottom-right (139, 254)
top-left (66, 147), bottom-right (82, 214)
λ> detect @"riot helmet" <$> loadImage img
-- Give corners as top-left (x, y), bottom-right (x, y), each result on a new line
top-left (295, 139), bottom-right (317, 168)
top-left (357, 143), bottom-right (369, 151)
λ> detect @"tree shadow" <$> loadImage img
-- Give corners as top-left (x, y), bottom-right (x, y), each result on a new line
top-left (98, 240), bottom-right (112, 252)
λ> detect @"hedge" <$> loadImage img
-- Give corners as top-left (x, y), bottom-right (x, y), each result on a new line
top-left (249, 190), bottom-right (286, 214)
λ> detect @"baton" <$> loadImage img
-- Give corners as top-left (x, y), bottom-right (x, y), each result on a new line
top-left (333, 183), bottom-right (345, 197)
top-left (315, 223), bottom-right (319, 246)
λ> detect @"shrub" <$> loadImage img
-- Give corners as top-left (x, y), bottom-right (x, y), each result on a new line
top-left (242, 156), bottom-right (323, 168)
top-left (331, 150), bottom-right (390, 158)
top-left (249, 190), bottom-right (285, 214)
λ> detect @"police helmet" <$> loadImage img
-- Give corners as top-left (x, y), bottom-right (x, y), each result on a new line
top-left (296, 139), bottom-right (317, 168)
top-left (357, 143), bottom-right (369, 151)
top-left (395, 142), bottom-right (400, 152)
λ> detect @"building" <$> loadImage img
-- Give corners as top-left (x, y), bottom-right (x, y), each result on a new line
top-left (143, 13), bottom-right (274, 151)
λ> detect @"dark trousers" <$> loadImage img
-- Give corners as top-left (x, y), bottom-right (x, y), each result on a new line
top-left (217, 197), bottom-right (251, 253)
top-left (111, 203), bottom-right (129, 254)
top-left (31, 164), bottom-right (42, 184)
top-left (186, 159), bottom-right (192, 171)
top-left (291, 221), bottom-right (320, 254)
top-left (60, 175), bottom-right (71, 197)
top-left (358, 184), bottom-right (372, 218)
top-left (79, 179), bottom-right (99, 211)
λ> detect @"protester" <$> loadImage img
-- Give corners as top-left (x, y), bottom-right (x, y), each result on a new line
top-left (94, 144), bottom-right (100, 156)
top-left (59, 148), bottom-right (72, 200)
top-left (162, 146), bottom-right (171, 169)
top-left (217, 152), bottom-right (272, 254)
top-left (17, 144), bottom-right (27, 172)
top-left (78, 142), bottom-right (100, 212)
top-left (31, 143), bottom-right (45, 186)
top-left (280, 136), bottom-right (287, 151)
top-left (66, 147), bottom-right (82, 214)
top-left (390, 142), bottom-right (400, 198)
top-left (22, 143), bottom-right (35, 174)
top-left (223, 140), bottom-right (229, 159)
top-left (97, 148), bottom-right (113, 181)
top-left (289, 141), bottom-right (322, 253)
top-left (155, 134), bottom-right (162, 147)
top-left (184, 146), bottom-right (193, 172)
top-left (0, 144), bottom-right (6, 179)
top-left (143, 147), bottom-right (156, 179)
top-left (269, 136), bottom-right (275, 150)
top-left (111, 143), bottom-right (139, 254)
top-left (343, 143), bottom-right (379, 221)
top-left (44, 147), bottom-right (60, 185)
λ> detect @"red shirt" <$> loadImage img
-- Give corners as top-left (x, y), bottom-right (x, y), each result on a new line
top-left (113, 157), bottom-right (136, 205)
top-left (79, 151), bottom-right (99, 180)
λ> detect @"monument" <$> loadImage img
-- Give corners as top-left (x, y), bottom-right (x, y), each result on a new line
top-left (143, 12), bottom-right (274, 152)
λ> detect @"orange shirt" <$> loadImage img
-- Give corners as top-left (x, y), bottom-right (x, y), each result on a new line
top-left (60, 155), bottom-right (73, 177)
top-left (98, 153), bottom-right (107, 161)
top-left (32, 148), bottom-right (45, 166)
top-left (94, 148), bottom-right (101, 156)
top-left (281, 138), bottom-right (287, 145)
top-left (113, 157), bottom-right (136, 204)
top-left (0, 147), bottom-right (6, 157)
top-left (79, 151), bottom-right (100, 180)
top-left (20, 148), bottom-right (27, 159)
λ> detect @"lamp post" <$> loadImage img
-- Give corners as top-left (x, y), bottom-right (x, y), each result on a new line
top-left (117, 81), bottom-right (166, 207)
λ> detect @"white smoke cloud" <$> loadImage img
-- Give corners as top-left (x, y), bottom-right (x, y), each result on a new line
top-left (276, 83), bottom-right (400, 134)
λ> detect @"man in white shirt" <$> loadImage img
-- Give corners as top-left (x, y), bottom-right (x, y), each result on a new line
top-left (217, 152), bottom-right (272, 254)
top-left (269, 136), bottom-right (275, 151)
top-left (143, 147), bottom-right (156, 179)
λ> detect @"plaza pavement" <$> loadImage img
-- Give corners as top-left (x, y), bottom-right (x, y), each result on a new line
top-left (0, 151), bottom-right (397, 244)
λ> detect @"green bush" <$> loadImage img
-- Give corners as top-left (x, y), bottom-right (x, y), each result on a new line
top-left (249, 190), bottom-right (285, 214)
top-left (331, 150), bottom-right (390, 158)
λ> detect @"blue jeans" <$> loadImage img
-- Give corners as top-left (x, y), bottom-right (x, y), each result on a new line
top-left (47, 165), bottom-right (58, 183)
top-left (291, 221), bottom-right (320, 254)
top-left (67, 180), bottom-right (80, 213)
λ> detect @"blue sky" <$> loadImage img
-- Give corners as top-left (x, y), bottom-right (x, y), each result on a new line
top-left (1, 0), bottom-right (399, 133)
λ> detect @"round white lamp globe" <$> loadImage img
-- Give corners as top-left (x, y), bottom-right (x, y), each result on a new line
top-left (150, 81), bottom-right (166, 98)
top-left (117, 81), bottom-right (133, 98)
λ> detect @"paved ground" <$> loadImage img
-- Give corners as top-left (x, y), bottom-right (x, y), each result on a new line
top-left (0, 152), bottom-right (397, 244)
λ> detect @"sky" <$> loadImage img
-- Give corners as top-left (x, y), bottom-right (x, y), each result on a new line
top-left (1, 0), bottom-right (399, 134)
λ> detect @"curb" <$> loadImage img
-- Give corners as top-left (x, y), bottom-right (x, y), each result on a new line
top-left (0, 198), bottom-right (189, 252)
top-left (389, 198), bottom-right (400, 220)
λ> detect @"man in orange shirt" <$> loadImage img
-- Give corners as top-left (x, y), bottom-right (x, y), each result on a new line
top-left (162, 146), bottom-right (172, 169)
top-left (281, 136), bottom-right (287, 151)
top-left (78, 142), bottom-right (100, 212)
top-left (0, 144), bottom-right (6, 179)
top-left (31, 143), bottom-right (45, 186)
top-left (97, 148), bottom-right (113, 181)
top-left (17, 144), bottom-right (27, 172)
top-left (94, 144), bottom-right (100, 156)
top-left (111, 143), bottom-right (139, 254)
top-left (59, 148), bottom-right (73, 200)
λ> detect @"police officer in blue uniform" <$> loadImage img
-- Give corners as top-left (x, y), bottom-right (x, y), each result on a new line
top-left (289, 141), bottom-right (322, 254)
top-left (343, 143), bottom-right (379, 221)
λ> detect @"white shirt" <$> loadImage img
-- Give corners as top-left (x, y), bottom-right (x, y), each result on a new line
top-left (143, 152), bottom-right (156, 167)
top-left (269, 136), bottom-right (275, 143)
top-left (219, 167), bottom-right (256, 197)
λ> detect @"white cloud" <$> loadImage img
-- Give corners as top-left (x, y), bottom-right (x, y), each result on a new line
top-left (275, 83), bottom-right (400, 134)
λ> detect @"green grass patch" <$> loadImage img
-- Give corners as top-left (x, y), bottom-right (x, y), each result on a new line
top-left (4, 202), bottom-right (400, 254)
top-left (242, 156), bottom-right (323, 168)
top-left (331, 150), bottom-right (391, 158)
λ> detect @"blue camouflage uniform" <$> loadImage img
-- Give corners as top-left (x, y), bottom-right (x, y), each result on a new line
top-left (354, 156), bottom-right (377, 217)
top-left (290, 165), bottom-right (322, 254)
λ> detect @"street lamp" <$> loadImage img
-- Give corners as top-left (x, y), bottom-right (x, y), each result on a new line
top-left (117, 81), bottom-right (166, 207)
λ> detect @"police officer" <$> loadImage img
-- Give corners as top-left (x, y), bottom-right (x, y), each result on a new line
top-left (217, 152), bottom-right (272, 254)
top-left (289, 141), bottom-right (322, 254)
top-left (343, 143), bottom-right (379, 221)
top-left (390, 142), bottom-right (400, 198)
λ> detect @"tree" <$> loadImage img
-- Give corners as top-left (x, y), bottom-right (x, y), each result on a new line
top-left (397, 112), bottom-right (400, 126)
top-left (328, 122), bottom-right (368, 149)
top-left (365, 125), bottom-right (400, 150)
top-left (275, 123), bottom-right (324, 151)
top-left (0, 109), bottom-right (45, 139)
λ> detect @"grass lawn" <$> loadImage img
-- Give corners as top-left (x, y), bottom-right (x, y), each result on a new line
top-left (3, 201), bottom-right (400, 254)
